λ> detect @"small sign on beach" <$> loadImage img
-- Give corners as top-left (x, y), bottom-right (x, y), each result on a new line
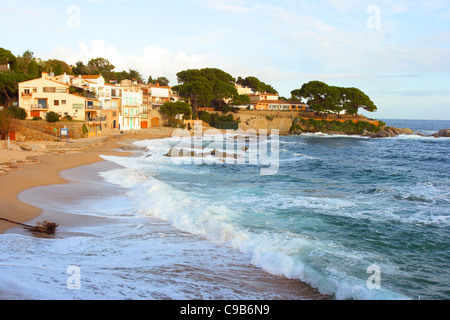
top-left (60, 128), bottom-right (69, 142)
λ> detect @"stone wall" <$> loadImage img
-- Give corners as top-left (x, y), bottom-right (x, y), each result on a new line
top-left (16, 120), bottom-right (86, 141)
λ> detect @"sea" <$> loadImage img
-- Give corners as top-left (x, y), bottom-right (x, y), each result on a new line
top-left (0, 119), bottom-right (449, 300)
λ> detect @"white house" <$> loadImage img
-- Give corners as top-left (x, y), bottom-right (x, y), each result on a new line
top-left (120, 89), bottom-right (141, 130)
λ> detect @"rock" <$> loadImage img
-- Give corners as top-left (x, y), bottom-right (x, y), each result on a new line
top-left (389, 127), bottom-right (415, 135)
top-left (165, 148), bottom-right (198, 158)
top-left (433, 129), bottom-right (450, 138)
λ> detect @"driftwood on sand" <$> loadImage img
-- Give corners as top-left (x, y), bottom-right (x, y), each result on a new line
top-left (0, 217), bottom-right (59, 235)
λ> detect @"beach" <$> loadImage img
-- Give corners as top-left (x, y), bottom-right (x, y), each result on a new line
top-left (0, 130), bottom-right (174, 234)
top-left (1, 120), bottom-right (448, 300)
top-left (0, 128), bottom-right (328, 300)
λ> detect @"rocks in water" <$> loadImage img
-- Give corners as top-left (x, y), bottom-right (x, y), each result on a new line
top-left (164, 147), bottom-right (239, 159)
top-left (389, 127), bottom-right (415, 135)
top-left (432, 129), bottom-right (450, 138)
top-left (363, 127), bottom-right (415, 138)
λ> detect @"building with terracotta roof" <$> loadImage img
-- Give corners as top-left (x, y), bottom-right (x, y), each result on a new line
top-left (18, 73), bottom-right (100, 121)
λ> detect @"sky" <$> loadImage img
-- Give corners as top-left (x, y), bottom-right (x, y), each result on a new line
top-left (1, 0), bottom-right (450, 120)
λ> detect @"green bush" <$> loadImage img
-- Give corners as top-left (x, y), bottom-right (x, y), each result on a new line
top-left (82, 123), bottom-right (88, 135)
top-left (62, 115), bottom-right (73, 122)
top-left (46, 111), bottom-right (60, 123)
top-left (8, 106), bottom-right (27, 120)
top-left (290, 118), bottom-right (384, 134)
top-left (198, 111), bottom-right (211, 123)
top-left (32, 116), bottom-right (42, 121)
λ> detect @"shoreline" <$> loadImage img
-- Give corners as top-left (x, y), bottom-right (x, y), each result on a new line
top-left (0, 128), bottom-right (330, 300)
top-left (0, 130), bottom-right (174, 234)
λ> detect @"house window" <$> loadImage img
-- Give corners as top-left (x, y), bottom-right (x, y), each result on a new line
top-left (33, 88), bottom-right (37, 93)
top-left (124, 108), bottom-right (128, 115)
top-left (54, 100), bottom-right (59, 106)
top-left (56, 88), bottom-right (66, 93)
top-left (61, 100), bottom-right (66, 105)
top-left (113, 111), bottom-right (117, 117)
top-left (43, 87), bottom-right (56, 93)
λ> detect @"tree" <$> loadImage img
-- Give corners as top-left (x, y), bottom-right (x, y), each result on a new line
top-left (173, 68), bottom-right (237, 115)
top-left (0, 48), bottom-right (17, 71)
top-left (72, 61), bottom-right (92, 75)
top-left (229, 94), bottom-right (251, 106)
top-left (236, 76), bottom-right (278, 94)
top-left (127, 69), bottom-right (144, 83)
top-left (87, 57), bottom-right (115, 81)
top-left (340, 87), bottom-right (377, 114)
top-left (16, 50), bottom-right (35, 74)
top-left (148, 76), bottom-right (170, 86)
top-left (27, 60), bottom-right (40, 78)
top-left (40, 59), bottom-right (72, 76)
top-left (160, 101), bottom-right (192, 119)
top-left (291, 81), bottom-right (340, 113)
top-left (291, 81), bottom-right (377, 114)
top-left (0, 73), bottom-right (34, 105)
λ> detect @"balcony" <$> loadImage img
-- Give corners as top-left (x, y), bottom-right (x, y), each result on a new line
top-left (30, 104), bottom-right (48, 110)
top-left (86, 116), bottom-right (106, 122)
top-left (86, 105), bottom-right (103, 110)
top-left (22, 92), bottom-right (33, 97)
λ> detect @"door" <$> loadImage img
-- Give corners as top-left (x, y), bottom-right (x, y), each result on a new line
top-left (151, 117), bottom-right (159, 127)
top-left (31, 111), bottom-right (40, 117)
top-left (141, 121), bottom-right (148, 129)
top-left (129, 117), bottom-right (134, 129)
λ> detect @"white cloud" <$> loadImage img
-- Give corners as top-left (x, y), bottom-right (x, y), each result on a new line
top-left (45, 40), bottom-right (208, 83)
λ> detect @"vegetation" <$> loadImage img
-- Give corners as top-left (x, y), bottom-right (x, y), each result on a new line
top-left (46, 111), bottom-right (60, 123)
top-left (229, 94), bottom-right (251, 106)
top-left (291, 81), bottom-right (377, 115)
top-left (7, 105), bottom-right (27, 120)
top-left (290, 118), bottom-right (383, 135)
top-left (148, 76), bottom-right (170, 86)
top-left (0, 108), bottom-right (18, 137)
top-left (0, 72), bottom-right (34, 105)
top-left (0, 48), bottom-right (17, 70)
top-left (236, 76), bottom-right (278, 95)
top-left (82, 123), bottom-right (88, 136)
top-left (172, 68), bottom-right (238, 115)
top-left (160, 101), bottom-right (192, 128)
top-left (160, 101), bottom-right (192, 119)
top-left (197, 110), bottom-right (237, 124)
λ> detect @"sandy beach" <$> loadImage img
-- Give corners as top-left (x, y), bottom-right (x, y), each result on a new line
top-left (0, 129), bottom-right (174, 234)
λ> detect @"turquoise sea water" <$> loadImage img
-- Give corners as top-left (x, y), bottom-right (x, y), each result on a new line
top-left (0, 119), bottom-right (449, 300)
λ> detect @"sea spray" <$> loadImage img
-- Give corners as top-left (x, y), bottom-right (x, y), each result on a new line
top-left (99, 153), bottom-right (411, 300)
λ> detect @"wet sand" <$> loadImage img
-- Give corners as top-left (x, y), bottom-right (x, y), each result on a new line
top-left (0, 130), bottom-right (174, 234)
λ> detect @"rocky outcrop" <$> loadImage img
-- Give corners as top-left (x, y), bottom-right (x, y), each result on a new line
top-left (363, 127), bottom-right (415, 138)
top-left (432, 129), bottom-right (450, 138)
